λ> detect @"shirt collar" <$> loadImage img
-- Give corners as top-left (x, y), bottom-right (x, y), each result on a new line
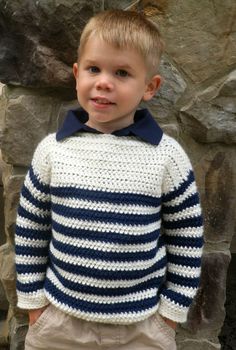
top-left (56, 108), bottom-right (163, 145)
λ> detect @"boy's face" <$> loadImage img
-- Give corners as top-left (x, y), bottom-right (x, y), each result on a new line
top-left (73, 36), bottom-right (161, 133)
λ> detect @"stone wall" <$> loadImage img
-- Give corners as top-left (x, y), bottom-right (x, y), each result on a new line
top-left (0, 1), bottom-right (235, 349)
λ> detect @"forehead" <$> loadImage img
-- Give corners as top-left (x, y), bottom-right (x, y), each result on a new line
top-left (80, 35), bottom-right (146, 67)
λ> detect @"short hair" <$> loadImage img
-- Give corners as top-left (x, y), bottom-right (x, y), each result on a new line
top-left (78, 9), bottom-right (164, 76)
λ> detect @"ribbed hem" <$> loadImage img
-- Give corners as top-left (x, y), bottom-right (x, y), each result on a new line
top-left (158, 297), bottom-right (188, 323)
top-left (17, 291), bottom-right (49, 310)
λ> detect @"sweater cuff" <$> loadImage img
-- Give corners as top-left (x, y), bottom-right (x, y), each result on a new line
top-left (158, 296), bottom-right (189, 323)
top-left (17, 290), bottom-right (49, 310)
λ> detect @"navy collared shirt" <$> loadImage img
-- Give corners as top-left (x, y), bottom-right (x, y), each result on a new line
top-left (56, 108), bottom-right (163, 146)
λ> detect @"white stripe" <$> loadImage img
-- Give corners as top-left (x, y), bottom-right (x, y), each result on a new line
top-left (52, 212), bottom-right (161, 236)
top-left (52, 264), bottom-right (166, 289)
top-left (45, 291), bottom-right (159, 324)
top-left (16, 216), bottom-right (51, 230)
top-left (163, 204), bottom-right (201, 221)
top-left (16, 236), bottom-right (48, 247)
top-left (50, 242), bottom-right (166, 271)
top-left (24, 174), bottom-right (50, 202)
top-left (17, 272), bottom-right (46, 283)
top-left (53, 231), bottom-right (158, 253)
top-left (165, 226), bottom-right (202, 238)
top-left (167, 282), bottom-right (198, 298)
top-left (168, 264), bottom-right (201, 278)
top-left (51, 195), bottom-right (160, 215)
top-left (164, 182), bottom-right (196, 206)
top-left (16, 255), bottom-right (48, 265)
top-left (168, 245), bottom-right (203, 257)
top-left (20, 196), bottom-right (50, 217)
top-left (48, 268), bottom-right (158, 304)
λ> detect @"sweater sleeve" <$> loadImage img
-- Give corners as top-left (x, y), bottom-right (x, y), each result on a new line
top-left (158, 138), bottom-right (204, 323)
top-left (15, 135), bottom-right (53, 309)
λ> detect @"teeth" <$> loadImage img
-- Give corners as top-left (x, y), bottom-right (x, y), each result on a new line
top-left (95, 99), bottom-right (110, 104)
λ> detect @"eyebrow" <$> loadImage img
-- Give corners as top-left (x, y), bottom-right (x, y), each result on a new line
top-left (82, 59), bottom-right (134, 71)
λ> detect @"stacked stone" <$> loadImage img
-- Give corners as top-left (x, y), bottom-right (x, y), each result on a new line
top-left (0, 1), bottom-right (235, 349)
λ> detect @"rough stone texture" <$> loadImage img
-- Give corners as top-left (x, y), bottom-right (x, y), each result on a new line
top-left (160, 0), bottom-right (236, 84)
top-left (0, 83), bottom-right (6, 146)
top-left (1, 86), bottom-right (77, 166)
top-left (0, 1), bottom-right (235, 349)
top-left (0, 0), bottom-right (103, 87)
top-left (0, 151), bottom-right (5, 246)
top-left (186, 252), bottom-right (230, 333)
top-left (199, 147), bottom-right (235, 246)
top-left (219, 254), bottom-right (236, 349)
top-left (180, 70), bottom-right (236, 144)
top-left (104, 0), bottom-right (132, 10)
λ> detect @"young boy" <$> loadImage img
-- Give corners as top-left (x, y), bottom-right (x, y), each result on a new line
top-left (15, 9), bottom-right (203, 350)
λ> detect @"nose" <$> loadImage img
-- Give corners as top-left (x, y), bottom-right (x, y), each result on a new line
top-left (95, 73), bottom-right (114, 91)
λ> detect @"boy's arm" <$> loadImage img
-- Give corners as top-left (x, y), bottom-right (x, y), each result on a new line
top-left (15, 135), bottom-right (53, 310)
top-left (158, 139), bottom-right (203, 323)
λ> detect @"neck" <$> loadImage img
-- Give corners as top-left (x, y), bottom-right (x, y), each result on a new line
top-left (85, 116), bottom-right (134, 134)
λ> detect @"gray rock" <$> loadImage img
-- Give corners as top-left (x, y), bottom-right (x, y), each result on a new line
top-left (186, 252), bottom-right (230, 333)
top-left (1, 86), bottom-right (77, 166)
top-left (146, 55), bottom-right (187, 120)
top-left (0, 0), bottom-right (103, 87)
top-left (195, 146), bottom-right (236, 244)
top-left (177, 339), bottom-right (221, 350)
top-left (0, 318), bottom-right (9, 347)
top-left (0, 281), bottom-right (8, 311)
top-left (160, 0), bottom-right (236, 84)
top-left (0, 244), bottom-right (17, 308)
top-left (104, 0), bottom-right (132, 10)
top-left (9, 316), bottom-right (28, 350)
top-left (180, 71), bottom-right (236, 144)
top-left (142, 55), bottom-right (186, 138)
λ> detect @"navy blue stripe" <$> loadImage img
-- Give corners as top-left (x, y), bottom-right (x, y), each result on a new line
top-left (160, 288), bottom-right (192, 307)
top-left (15, 226), bottom-right (51, 240)
top-left (165, 235), bottom-right (203, 248)
top-left (21, 185), bottom-right (51, 211)
top-left (167, 253), bottom-right (201, 268)
top-left (162, 193), bottom-right (200, 214)
top-left (16, 263), bottom-right (46, 274)
top-left (29, 166), bottom-right (50, 195)
top-left (51, 186), bottom-right (161, 207)
top-left (49, 252), bottom-right (167, 281)
top-left (162, 171), bottom-right (194, 203)
top-left (52, 220), bottom-right (160, 245)
top-left (45, 278), bottom-right (159, 314)
top-left (163, 216), bottom-right (203, 229)
top-left (52, 238), bottom-right (157, 262)
top-left (167, 272), bottom-right (200, 288)
top-left (16, 280), bottom-right (44, 293)
top-left (15, 244), bottom-right (49, 257)
top-left (18, 206), bottom-right (51, 225)
top-left (51, 264), bottom-right (164, 296)
top-left (52, 203), bottom-right (160, 226)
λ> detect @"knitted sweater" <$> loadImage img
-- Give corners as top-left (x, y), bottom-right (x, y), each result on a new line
top-left (15, 131), bottom-right (203, 324)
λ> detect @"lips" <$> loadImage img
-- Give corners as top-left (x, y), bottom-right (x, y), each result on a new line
top-left (91, 97), bottom-right (115, 105)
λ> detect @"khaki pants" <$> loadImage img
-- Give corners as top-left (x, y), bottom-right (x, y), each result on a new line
top-left (25, 304), bottom-right (176, 350)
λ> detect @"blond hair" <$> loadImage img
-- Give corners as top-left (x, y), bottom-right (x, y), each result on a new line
top-left (78, 9), bottom-right (164, 76)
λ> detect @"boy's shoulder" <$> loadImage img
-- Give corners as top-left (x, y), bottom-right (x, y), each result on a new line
top-left (158, 133), bottom-right (188, 157)
top-left (33, 133), bottom-right (58, 159)
top-left (36, 133), bottom-right (57, 150)
top-left (159, 133), bottom-right (193, 169)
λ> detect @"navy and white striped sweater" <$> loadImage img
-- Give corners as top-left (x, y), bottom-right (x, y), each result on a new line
top-left (15, 130), bottom-right (203, 324)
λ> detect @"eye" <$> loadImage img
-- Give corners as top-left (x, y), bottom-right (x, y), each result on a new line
top-left (88, 66), bottom-right (100, 73)
top-left (116, 69), bottom-right (129, 77)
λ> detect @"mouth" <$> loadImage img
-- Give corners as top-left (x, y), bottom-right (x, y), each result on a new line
top-left (91, 97), bottom-right (115, 105)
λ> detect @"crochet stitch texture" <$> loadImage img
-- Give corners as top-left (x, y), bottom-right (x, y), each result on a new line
top-left (15, 132), bottom-right (203, 324)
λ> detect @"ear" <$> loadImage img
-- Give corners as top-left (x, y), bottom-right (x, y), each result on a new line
top-left (143, 75), bottom-right (162, 101)
top-left (73, 62), bottom-right (79, 79)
